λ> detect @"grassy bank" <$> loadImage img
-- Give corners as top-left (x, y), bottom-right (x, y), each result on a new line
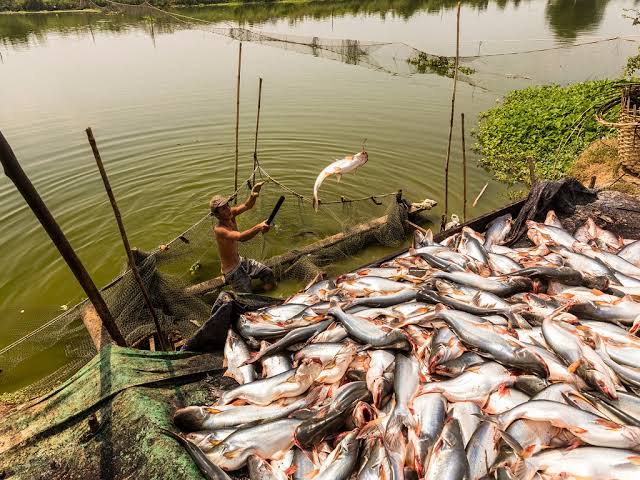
top-left (473, 80), bottom-right (620, 186)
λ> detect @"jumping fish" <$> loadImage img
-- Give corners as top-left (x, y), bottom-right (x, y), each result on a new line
top-left (313, 149), bottom-right (368, 211)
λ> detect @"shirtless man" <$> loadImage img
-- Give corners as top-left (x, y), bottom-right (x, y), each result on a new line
top-left (210, 182), bottom-right (276, 293)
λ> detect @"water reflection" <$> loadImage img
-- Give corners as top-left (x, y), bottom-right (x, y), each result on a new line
top-left (0, 0), bottom-right (611, 48)
top-left (545, 0), bottom-right (611, 42)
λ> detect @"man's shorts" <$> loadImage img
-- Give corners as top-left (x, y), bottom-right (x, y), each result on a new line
top-left (224, 257), bottom-right (275, 293)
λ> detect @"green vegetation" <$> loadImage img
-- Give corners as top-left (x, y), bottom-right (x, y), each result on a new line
top-left (473, 80), bottom-right (619, 185)
top-left (408, 52), bottom-right (475, 77)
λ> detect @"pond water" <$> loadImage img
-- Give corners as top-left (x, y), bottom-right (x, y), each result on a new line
top-left (0, 0), bottom-right (638, 392)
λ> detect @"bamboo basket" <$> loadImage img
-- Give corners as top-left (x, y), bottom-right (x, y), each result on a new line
top-left (596, 86), bottom-right (640, 176)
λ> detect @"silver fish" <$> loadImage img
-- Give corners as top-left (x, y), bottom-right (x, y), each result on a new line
top-left (544, 210), bottom-right (563, 229)
top-left (459, 230), bottom-right (489, 266)
top-left (186, 429), bottom-right (236, 453)
top-left (313, 150), bottom-right (368, 211)
top-left (174, 393), bottom-right (316, 431)
top-left (388, 354), bottom-right (420, 430)
top-left (366, 350), bottom-right (395, 407)
top-left (412, 393), bottom-right (447, 470)
top-left (423, 417), bottom-right (469, 480)
top-left (218, 359), bottom-right (321, 406)
top-left (449, 401), bottom-right (481, 447)
top-left (432, 271), bottom-right (532, 296)
top-left (328, 301), bottom-right (410, 350)
top-left (247, 455), bottom-right (288, 480)
top-left (577, 244), bottom-right (640, 278)
top-left (314, 430), bottom-right (360, 480)
top-left (526, 220), bottom-right (579, 249)
top-left (338, 276), bottom-right (414, 297)
top-left (542, 317), bottom-right (618, 399)
top-left (206, 418), bottom-right (303, 471)
top-left (484, 399), bottom-right (640, 450)
top-left (420, 362), bottom-right (516, 405)
top-left (484, 387), bottom-right (530, 415)
top-left (428, 326), bottom-right (466, 373)
top-left (513, 447), bottom-right (640, 480)
top-left (293, 449), bottom-right (316, 480)
top-left (224, 329), bottom-right (257, 385)
top-left (466, 421), bottom-right (502, 480)
top-left (484, 213), bottom-right (512, 250)
top-left (619, 239), bottom-right (640, 267)
top-left (357, 438), bottom-right (391, 480)
top-left (434, 351), bottom-right (485, 377)
top-left (488, 252), bottom-right (522, 275)
top-left (261, 351), bottom-right (293, 378)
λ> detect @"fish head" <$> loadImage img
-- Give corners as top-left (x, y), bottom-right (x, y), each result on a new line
top-left (589, 370), bottom-right (618, 400)
top-left (172, 406), bottom-right (206, 431)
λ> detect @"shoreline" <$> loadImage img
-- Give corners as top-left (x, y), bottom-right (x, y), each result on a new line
top-left (0, 0), bottom-right (307, 15)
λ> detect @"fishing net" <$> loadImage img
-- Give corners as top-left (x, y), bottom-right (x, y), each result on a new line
top-left (0, 168), bottom-right (415, 404)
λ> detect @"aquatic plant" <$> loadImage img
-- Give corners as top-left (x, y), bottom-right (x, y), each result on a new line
top-left (407, 52), bottom-right (475, 77)
top-left (473, 79), bottom-right (619, 185)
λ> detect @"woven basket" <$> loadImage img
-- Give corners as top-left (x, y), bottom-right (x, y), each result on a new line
top-left (596, 87), bottom-right (640, 176)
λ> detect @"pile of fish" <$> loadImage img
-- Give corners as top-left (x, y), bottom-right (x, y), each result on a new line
top-left (172, 210), bottom-right (640, 480)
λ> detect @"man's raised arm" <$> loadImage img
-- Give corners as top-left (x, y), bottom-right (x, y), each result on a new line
top-left (215, 222), bottom-right (270, 243)
top-left (232, 181), bottom-right (265, 216)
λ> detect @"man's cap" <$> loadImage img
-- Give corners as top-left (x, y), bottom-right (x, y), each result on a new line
top-left (209, 195), bottom-right (231, 214)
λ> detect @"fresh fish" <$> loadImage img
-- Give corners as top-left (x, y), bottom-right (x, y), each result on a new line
top-left (344, 289), bottom-right (418, 308)
top-left (246, 319), bottom-right (333, 365)
top-left (247, 455), bottom-right (288, 480)
top-left (388, 354), bottom-right (421, 430)
top-left (488, 252), bottom-right (522, 275)
top-left (484, 387), bottom-right (530, 414)
top-left (206, 418), bottom-right (303, 471)
top-left (483, 399), bottom-right (640, 450)
top-left (174, 392), bottom-right (318, 431)
top-left (420, 362), bottom-right (516, 405)
top-left (466, 421), bottom-right (503, 480)
top-left (542, 316), bottom-right (619, 399)
top-left (186, 430), bottom-right (236, 453)
top-left (428, 326), bottom-right (466, 372)
top-left (567, 295), bottom-right (640, 326)
top-left (449, 401), bottom-right (481, 447)
top-left (581, 320), bottom-right (640, 366)
top-left (435, 308), bottom-right (549, 377)
top-left (551, 246), bottom-right (620, 285)
top-left (311, 323), bottom-right (349, 343)
top-left (434, 351), bottom-right (485, 377)
top-left (576, 244), bottom-right (640, 278)
top-left (544, 210), bottom-right (563, 229)
top-left (357, 438), bottom-right (391, 480)
top-left (513, 447), bottom-right (640, 480)
top-left (459, 230), bottom-right (490, 265)
top-left (526, 220), bottom-right (580, 249)
top-left (431, 271), bottom-right (532, 296)
top-left (423, 417), bottom-right (469, 480)
top-left (313, 430), bottom-right (360, 480)
top-left (293, 449), bottom-right (316, 480)
top-left (484, 213), bottom-right (512, 250)
top-left (594, 335), bottom-right (640, 389)
top-left (218, 359), bottom-right (321, 406)
top-left (619, 239), bottom-right (640, 267)
top-left (338, 276), bottom-right (414, 297)
top-left (327, 301), bottom-right (410, 350)
top-left (261, 351), bottom-right (293, 378)
top-left (161, 429), bottom-right (232, 480)
top-left (366, 350), bottom-right (395, 407)
top-left (313, 149), bottom-right (368, 211)
top-left (411, 393), bottom-right (447, 470)
top-left (223, 329), bottom-right (257, 385)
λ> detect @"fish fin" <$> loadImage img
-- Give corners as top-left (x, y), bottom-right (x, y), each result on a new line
top-left (284, 465), bottom-right (297, 476)
top-left (304, 469), bottom-right (319, 480)
top-left (336, 173), bottom-right (342, 182)
top-left (567, 359), bottom-right (582, 374)
top-left (222, 370), bottom-right (234, 378)
top-left (497, 429), bottom-right (524, 456)
top-left (206, 407), bottom-right (222, 414)
top-left (223, 450), bottom-right (241, 459)
top-left (627, 455), bottom-right (640, 465)
top-left (473, 412), bottom-right (500, 426)
top-left (595, 418), bottom-right (622, 430)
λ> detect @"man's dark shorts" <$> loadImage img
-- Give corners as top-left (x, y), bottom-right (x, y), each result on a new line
top-left (224, 257), bottom-right (275, 293)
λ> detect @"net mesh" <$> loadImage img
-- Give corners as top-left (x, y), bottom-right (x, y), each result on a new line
top-left (0, 169), bottom-right (412, 404)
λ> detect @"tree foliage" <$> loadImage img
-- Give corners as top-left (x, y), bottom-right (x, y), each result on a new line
top-left (473, 80), bottom-right (619, 185)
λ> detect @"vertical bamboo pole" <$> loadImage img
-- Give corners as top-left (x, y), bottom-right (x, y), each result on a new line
top-left (461, 112), bottom-right (467, 223)
top-left (252, 77), bottom-right (263, 185)
top-left (442, 2), bottom-right (461, 231)
top-left (234, 42), bottom-right (242, 203)
top-left (85, 128), bottom-right (169, 351)
top-left (0, 130), bottom-right (127, 347)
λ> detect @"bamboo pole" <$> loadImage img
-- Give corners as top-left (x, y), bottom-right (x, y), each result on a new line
top-left (473, 182), bottom-right (489, 207)
top-left (461, 112), bottom-right (467, 223)
top-left (0, 130), bottom-right (127, 347)
top-left (234, 42), bottom-right (242, 203)
top-left (442, 1), bottom-right (462, 232)
top-left (252, 77), bottom-right (263, 186)
top-left (85, 128), bottom-right (169, 351)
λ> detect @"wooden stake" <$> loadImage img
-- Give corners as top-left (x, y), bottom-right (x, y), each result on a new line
top-left (442, 1), bottom-right (461, 232)
top-left (234, 42), bottom-right (242, 203)
top-left (252, 77), bottom-right (263, 185)
top-left (0, 130), bottom-right (127, 347)
top-left (461, 112), bottom-right (467, 222)
top-left (85, 127), bottom-right (168, 351)
top-left (526, 156), bottom-right (536, 187)
top-left (473, 182), bottom-right (489, 207)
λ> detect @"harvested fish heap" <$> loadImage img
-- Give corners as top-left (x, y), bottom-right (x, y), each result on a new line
top-left (172, 210), bottom-right (640, 480)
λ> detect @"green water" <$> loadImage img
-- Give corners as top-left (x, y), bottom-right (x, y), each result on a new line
top-left (0, 0), bottom-right (638, 392)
